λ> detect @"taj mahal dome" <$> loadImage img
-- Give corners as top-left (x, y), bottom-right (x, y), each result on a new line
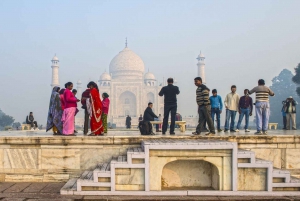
top-left (97, 45), bottom-right (164, 126)
top-left (50, 43), bottom-right (206, 128)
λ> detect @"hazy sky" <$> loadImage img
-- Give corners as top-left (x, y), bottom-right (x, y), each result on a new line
top-left (0, 0), bottom-right (300, 124)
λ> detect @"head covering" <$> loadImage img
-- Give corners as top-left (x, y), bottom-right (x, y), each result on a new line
top-left (103, 92), bottom-right (109, 98)
top-left (46, 86), bottom-right (63, 133)
top-left (289, 96), bottom-right (293, 99)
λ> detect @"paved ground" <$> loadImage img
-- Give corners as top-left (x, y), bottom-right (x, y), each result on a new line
top-left (1, 183), bottom-right (300, 201)
top-left (1, 128), bottom-right (299, 137)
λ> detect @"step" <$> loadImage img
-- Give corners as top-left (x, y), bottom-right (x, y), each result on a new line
top-left (111, 156), bottom-right (127, 164)
top-left (238, 158), bottom-right (273, 168)
top-left (77, 171), bottom-right (111, 191)
top-left (273, 168), bottom-right (291, 183)
top-left (273, 176), bottom-right (300, 187)
top-left (237, 149), bottom-right (255, 163)
top-left (60, 178), bottom-right (77, 195)
top-left (93, 163), bottom-right (111, 182)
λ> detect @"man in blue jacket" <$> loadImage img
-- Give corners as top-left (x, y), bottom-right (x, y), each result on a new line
top-left (209, 89), bottom-right (223, 132)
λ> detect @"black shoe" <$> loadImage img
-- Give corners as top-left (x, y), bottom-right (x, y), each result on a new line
top-left (150, 132), bottom-right (156, 135)
top-left (192, 131), bottom-right (200, 135)
top-left (205, 132), bottom-right (215, 136)
top-left (224, 129), bottom-right (229, 132)
top-left (162, 132), bottom-right (166, 135)
top-left (217, 129), bottom-right (223, 132)
top-left (74, 130), bottom-right (78, 133)
top-left (230, 130), bottom-right (236, 132)
top-left (170, 132), bottom-right (175, 135)
top-left (293, 128), bottom-right (297, 130)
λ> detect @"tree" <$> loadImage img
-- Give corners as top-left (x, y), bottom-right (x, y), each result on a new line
top-left (12, 122), bottom-right (21, 130)
top-left (292, 63), bottom-right (300, 96)
top-left (0, 109), bottom-right (15, 130)
top-left (269, 69), bottom-right (300, 128)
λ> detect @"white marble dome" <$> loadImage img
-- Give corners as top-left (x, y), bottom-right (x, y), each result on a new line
top-left (109, 47), bottom-right (145, 79)
top-left (99, 72), bottom-right (111, 81)
top-left (52, 55), bottom-right (59, 61)
top-left (144, 72), bottom-right (155, 80)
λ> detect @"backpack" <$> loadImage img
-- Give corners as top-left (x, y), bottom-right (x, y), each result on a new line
top-left (138, 121), bottom-right (152, 135)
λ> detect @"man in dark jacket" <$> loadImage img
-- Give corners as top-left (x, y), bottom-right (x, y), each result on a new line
top-left (143, 102), bottom-right (158, 134)
top-left (26, 112), bottom-right (38, 130)
top-left (284, 96), bottom-right (297, 130)
top-left (159, 78), bottom-right (180, 135)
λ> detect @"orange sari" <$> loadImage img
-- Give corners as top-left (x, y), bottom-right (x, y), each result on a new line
top-left (90, 88), bottom-right (104, 135)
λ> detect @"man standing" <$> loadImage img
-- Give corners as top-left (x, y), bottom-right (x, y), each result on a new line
top-left (224, 85), bottom-right (240, 132)
top-left (126, 115), bottom-right (131, 129)
top-left (248, 79), bottom-right (275, 135)
top-left (209, 89), bottom-right (223, 132)
top-left (284, 96), bottom-right (297, 130)
top-left (159, 78), bottom-right (180, 135)
top-left (143, 102), bottom-right (158, 135)
top-left (281, 101), bottom-right (287, 130)
top-left (192, 77), bottom-right (215, 136)
top-left (236, 89), bottom-right (253, 132)
top-left (81, 85), bottom-right (91, 135)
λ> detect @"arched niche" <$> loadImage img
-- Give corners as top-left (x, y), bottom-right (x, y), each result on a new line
top-left (118, 91), bottom-right (136, 117)
top-left (161, 160), bottom-right (219, 190)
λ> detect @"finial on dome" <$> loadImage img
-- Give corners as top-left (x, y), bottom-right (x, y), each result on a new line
top-left (125, 37), bottom-right (128, 48)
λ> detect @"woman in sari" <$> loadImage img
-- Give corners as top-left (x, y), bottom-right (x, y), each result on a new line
top-left (46, 86), bottom-right (63, 135)
top-left (88, 81), bottom-right (104, 136)
top-left (101, 93), bottom-right (110, 133)
top-left (61, 82), bottom-right (79, 136)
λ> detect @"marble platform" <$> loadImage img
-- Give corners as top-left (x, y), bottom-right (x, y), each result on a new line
top-left (0, 129), bottom-right (300, 192)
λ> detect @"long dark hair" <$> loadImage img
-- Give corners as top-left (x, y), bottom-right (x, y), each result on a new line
top-left (88, 81), bottom-right (99, 92)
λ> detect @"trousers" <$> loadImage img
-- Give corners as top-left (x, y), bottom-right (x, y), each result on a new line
top-left (84, 108), bottom-right (89, 134)
top-left (286, 113), bottom-right (296, 130)
top-left (211, 108), bottom-right (221, 130)
top-left (196, 105), bottom-right (215, 133)
top-left (224, 109), bottom-right (237, 130)
top-left (236, 108), bottom-right (250, 130)
top-left (162, 104), bottom-right (177, 133)
top-left (255, 102), bottom-right (270, 132)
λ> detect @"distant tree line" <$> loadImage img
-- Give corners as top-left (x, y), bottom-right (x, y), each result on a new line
top-left (0, 109), bottom-right (16, 130)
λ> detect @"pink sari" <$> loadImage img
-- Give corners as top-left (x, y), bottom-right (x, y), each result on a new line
top-left (62, 107), bottom-right (76, 135)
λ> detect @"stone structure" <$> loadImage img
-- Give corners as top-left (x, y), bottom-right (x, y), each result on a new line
top-left (51, 55), bottom-right (60, 88)
top-left (98, 44), bottom-right (164, 127)
top-left (196, 51), bottom-right (206, 84)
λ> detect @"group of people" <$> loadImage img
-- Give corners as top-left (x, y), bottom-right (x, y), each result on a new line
top-left (192, 78), bottom-right (276, 136)
top-left (46, 81), bottom-right (110, 136)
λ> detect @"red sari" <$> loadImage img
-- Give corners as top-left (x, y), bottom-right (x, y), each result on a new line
top-left (90, 88), bottom-right (104, 135)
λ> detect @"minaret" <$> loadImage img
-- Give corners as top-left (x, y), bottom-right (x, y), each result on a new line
top-left (77, 80), bottom-right (82, 95)
top-left (51, 55), bottom-right (60, 88)
top-left (196, 51), bottom-right (206, 84)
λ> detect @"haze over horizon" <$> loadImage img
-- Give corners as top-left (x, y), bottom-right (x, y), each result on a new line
top-left (0, 0), bottom-right (300, 124)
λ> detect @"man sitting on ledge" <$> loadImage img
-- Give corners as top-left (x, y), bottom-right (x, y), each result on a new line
top-left (143, 102), bottom-right (158, 135)
top-left (26, 112), bottom-right (39, 130)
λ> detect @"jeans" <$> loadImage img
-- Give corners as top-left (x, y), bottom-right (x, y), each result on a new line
top-left (283, 116), bottom-right (287, 129)
top-left (162, 104), bottom-right (177, 133)
top-left (255, 102), bottom-right (270, 132)
top-left (196, 105), bottom-right (215, 133)
top-left (224, 109), bottom-right (237, 130)
top-left (211, 108), bottom-right (221, 130)
top-left (236, 108), bottom-right (250, 130)
top-left (286, 113), bottom-right (296, 130)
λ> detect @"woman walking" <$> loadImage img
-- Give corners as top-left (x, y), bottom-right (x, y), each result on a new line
top-left (46, 86), bottom-right (63, 135)
top-left (59, 88), bottom-right (65, 110)
top-left (62, 82), bottom-right (79, 136)
top-left (88, 81), bottom-right (104, 136)
top-left (102, 93), bottom-right (110, 133)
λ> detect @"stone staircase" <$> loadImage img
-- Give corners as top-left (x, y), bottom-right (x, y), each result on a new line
top-left (61, 140), bottom-right (300, 195)
top-left (237, 149), bottom-right (300, 191)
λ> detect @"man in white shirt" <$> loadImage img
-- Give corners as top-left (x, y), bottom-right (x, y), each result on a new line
top-left (224, 85), bottom-right (240, 132)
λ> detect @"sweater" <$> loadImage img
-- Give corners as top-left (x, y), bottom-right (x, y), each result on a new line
top-left (224, 93), bottom-right (240, 111)
top-left (249, 85), bottom-right (274, 102)
top-left (196, 84), bottom-right (210, 106)
top-left (63, 89), bottom-right (77, 109)
top-left (102, 98), bottom-right (110, 114)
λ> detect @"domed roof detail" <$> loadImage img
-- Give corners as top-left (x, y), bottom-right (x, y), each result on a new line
top-left (144, 72), bottom-right (156, 80)
top-left (109, 47), bottom-right (145, 79)
top-left (52, 55), bottom-right (59, 61)
top-left (100, 72), bottom-right (111, 81)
